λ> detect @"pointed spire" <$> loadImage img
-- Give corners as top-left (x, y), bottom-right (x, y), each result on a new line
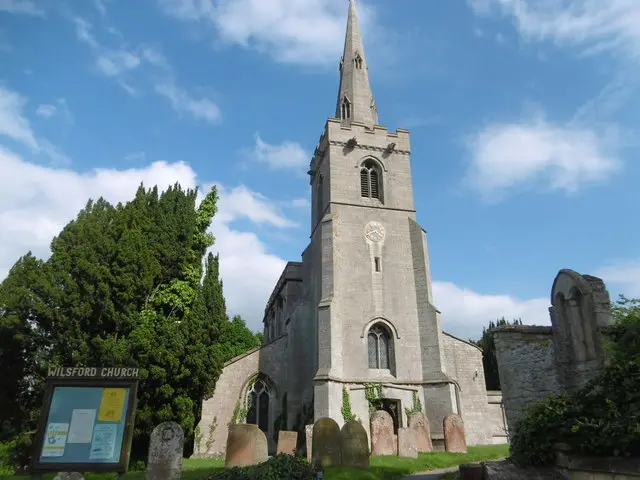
top-left (335, 0), bottom-right (378, 127)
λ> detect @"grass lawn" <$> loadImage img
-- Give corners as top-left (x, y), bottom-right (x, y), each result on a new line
top-left (6, 444), bottom-right (508, 480)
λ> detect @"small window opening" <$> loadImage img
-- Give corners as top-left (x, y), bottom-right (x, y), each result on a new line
top-left (360, 160), bottom-right (382, 201)
top-left (354, 54), bottom-right (363, 69)
top-left (341, 97), bottom-right (351, 120)
top-left (374, 257), bottom-right (381, 272)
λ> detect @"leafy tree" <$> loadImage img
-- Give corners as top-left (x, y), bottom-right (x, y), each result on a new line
top-left (0, 183), bottom-right (224, 464)
top-left (220, 315), bottom-right (262, 363)
top-left (471, 317), bottom-right (522, 390)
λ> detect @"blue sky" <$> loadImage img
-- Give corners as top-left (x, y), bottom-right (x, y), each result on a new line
top-left (1, 0), bottom-right (639, 340)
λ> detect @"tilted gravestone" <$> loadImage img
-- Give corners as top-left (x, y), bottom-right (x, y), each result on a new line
top-left (339, 420), bottom-right (370, 468)
top-left (408, 411), bottom-right (433, 453)
top-left (276, 430), bottom-right (298, 455)
top-left (225, 424), bottom-right (268, 468)
top-left (397, 427), bottom-right (418, 458)
top-left (147, 421), bottom-right (184, 480)
top-left (312, 417), bottom-right (341, 469)
top-left (443, 414), bottom-right (467, 453)
top-left (305, 424), bottom-right (313, 462)
top-left (370, 410), bottom-right (396, 456)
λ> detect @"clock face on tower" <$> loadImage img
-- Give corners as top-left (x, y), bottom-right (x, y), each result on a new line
top-left (364, 221), bottom-right (385, 243)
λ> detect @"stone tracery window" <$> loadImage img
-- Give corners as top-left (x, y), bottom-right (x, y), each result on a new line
top-left (245, 377), bottom-right (270, 434)
top-left (341, 96), bottom-right (351, 120)
top-left (360, 160), bottom-right (382, 200)
top-left (368, 324), bottom-right (392, 369)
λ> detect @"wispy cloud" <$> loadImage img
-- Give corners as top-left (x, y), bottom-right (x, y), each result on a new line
top-left (155, 83), bottom-right (222, 124)
top-left (469, 0), bottom-right (640, 61)
top-left (0, 0), bottom-right (44, 16)
top-left (0, 86), bottom-right (69, 164)
top-left (250, 134), bottom-right (309, 172)
top-left (157, 0), bottom-right (380, 67)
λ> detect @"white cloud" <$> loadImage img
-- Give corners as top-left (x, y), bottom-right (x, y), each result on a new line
top-left (157, 0), bottom-right (378, 66)
top-left (35, 104), bottom-right (57, 119)
top-left (96, 50), bottom-right (141, 77)
top-left (252, 134), bottom-right (309, 171)
top-left (596, 259), bottom-right (640, 298)
top-left (0, 149), bottom-right (294, 332)
top-left (469, 0), bottom-right (640, 60)
top-left (0, 0), bottom-right (43, 16)
top-left (465, 114), bottom-right (621, 200)
top-left (434, 281), bottom-right (549, 340)
top-left (155, 83), bottom-right (221, 124)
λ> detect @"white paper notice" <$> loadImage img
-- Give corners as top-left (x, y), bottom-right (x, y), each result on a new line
top-left (41, 423), bottom-right (69, 457)
top-left (89, 424), bottom-right (117, 460)
top-left (68, 409), bottom-right (96, 444)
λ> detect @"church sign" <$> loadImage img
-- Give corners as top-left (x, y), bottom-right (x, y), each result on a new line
top-left (30, 366), bottom-right (140, 474)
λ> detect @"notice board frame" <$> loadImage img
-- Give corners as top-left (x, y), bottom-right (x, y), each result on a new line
top-left (30, 376), bottom-right (139, 474)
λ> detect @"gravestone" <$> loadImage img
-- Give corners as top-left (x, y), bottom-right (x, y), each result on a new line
top-left (277, 430), bottom-right (298, 455)
top-left (370, 410), bottom-right (395, 456)
top-left (147, 421), bottom-right (184, 480)
top-left (408, 411), bottom-right (433, 452)
top-left (53, 473), bottom-right (84, 480)
top-left (312, 417), bottom-right (341, 469)
top-left (339, 420), bottom-right (370, 468)
top-left (305, 424), bottom-right (313, 462)
top-left (397, 428), bottom-right (418, 458)
top-left (225, 424), bottom-right (268, 468)
top-left (443, 414), bottom-right (467, 453)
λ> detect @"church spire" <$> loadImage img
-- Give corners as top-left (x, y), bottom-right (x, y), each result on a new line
top-left (335, 0), bottom-right (378, 128)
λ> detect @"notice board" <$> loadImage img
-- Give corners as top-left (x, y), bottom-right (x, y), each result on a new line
top-left (31, 371), bottom-right (139, 473)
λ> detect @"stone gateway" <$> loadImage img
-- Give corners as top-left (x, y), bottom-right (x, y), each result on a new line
top-left (196, 0), bottom-right (508, 456)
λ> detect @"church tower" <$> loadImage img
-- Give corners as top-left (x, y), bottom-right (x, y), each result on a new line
top-left (309, 0), bottom-right (457, 437)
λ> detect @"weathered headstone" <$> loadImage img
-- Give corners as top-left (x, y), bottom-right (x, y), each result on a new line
top-left (443, 414), bottom-right (467, 453)
top-left (305, 424), bottom-right (313, 462)
top-left (147, 421), bottom-right (184, 480)
top-left (408, 411), bottom-right (433, 453)
top-left (225, 424), bottom-right (268, 468)
top-left (397, 427), bottom-right (418, 458)
top-left (53, 473), bottom-right (84, 480)
top-left (312, 417), bottom-right (341, 469)
top-left (277, 430), bottom-right (298, 455)
top-left (370, 410), bottom-right (395, 456)
top-left (339, 420), bottom-right (370, 468)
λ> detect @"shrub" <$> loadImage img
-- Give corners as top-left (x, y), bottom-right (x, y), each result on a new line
top-left (510, 298), bottom-right (640, 466)
top-left (207, 454), bottom-right (315, 480)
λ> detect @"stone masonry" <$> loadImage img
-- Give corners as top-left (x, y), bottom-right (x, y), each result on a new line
top-left (196, 0), bottom-right (507, 456)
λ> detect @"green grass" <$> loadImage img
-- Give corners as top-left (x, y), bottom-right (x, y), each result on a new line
top-left (4, 444), bottom-right (508, 480)
top-left (324, 444), bottom-right (509, 479)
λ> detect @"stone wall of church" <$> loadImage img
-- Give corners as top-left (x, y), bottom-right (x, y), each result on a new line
top-left (196, 335), bottom-right (288, 457)
top-left (493, 326), bottom-right (559, 432)
top-left (442, 333), bottom-right (505, 445)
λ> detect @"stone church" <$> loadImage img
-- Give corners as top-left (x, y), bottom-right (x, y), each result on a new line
top-left (197, 0), bottom-right (507, 456)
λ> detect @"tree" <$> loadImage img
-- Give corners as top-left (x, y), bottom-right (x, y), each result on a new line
top-left (0, 183), bottom-right (224, 464)
top-left (471, 317), bottom-right (522, 390)
top-left (219, 315), bottom-right (262, 363)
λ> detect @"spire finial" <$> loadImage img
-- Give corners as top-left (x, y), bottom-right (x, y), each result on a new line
top-left (335, 0), bottom-right (378, 127)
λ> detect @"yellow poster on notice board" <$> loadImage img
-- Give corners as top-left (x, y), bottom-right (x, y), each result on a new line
top-left (98, 388), bottom-right (126, 422)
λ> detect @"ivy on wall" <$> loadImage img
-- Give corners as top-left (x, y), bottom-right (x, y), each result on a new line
top-left (404, 390), bottom-right (423, 418)
top-left (363, 383), bottom-right (384, 413)
top-left (341, 386), bottom-right (358, 422)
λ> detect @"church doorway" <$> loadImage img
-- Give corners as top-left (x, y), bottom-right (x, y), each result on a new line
top-left (381, 398), bottom-right (402, 434)
top-left (245, 377), bottom-right (270, 435)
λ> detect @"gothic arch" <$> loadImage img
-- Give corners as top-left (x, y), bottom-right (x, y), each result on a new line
top-left (360, 158), bottom-right (384, 201)
top-left (240, 372), bottom-right (277, 435)
top-left (366, 322), bottom-right (395, 372)
top-left (354, 155), bottom-right (387, 172)
top-left (361, 317), bottom-right (401, 339)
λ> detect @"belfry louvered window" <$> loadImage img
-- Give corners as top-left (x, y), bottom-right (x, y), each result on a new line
top-left (368, 324), bottom-right (391, 369)
top-left (341, 96), bottom-right (351, 120)
top-left (360, 160), bottom-right (381, 200)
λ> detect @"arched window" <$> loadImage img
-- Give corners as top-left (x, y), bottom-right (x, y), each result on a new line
top-left (341, 96), bottom-right (351, 120)
top-left (354, 53), bottom-right (363, 69)
top-left (245, 378), bottom-right (270, 434)
top-left (360, 160), bottom-right (382, 200)
top-left (368, 324), bottom-right (392, 369)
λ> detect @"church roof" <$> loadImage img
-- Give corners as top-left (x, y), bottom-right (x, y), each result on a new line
top-left (335, 0), bottom-right (378, 128)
